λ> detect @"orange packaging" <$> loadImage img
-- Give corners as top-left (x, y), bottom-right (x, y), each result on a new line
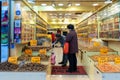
top-left (39, 49), bottom-right (46, 55)
top-left (8, 57), bottom-right (18, 64)
top-left (31, 57), bottom-right (40, 63)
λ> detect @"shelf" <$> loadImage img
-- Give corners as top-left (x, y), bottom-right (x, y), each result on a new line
top-left (36, 26), bottom-right (47, 31)
top-left (100, 29), bottom-right (119, 32)
top-left (101, 38), bottom-right (120, 41)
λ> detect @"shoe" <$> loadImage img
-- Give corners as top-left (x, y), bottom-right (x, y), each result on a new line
top-left (62, 64), bottom-right (66, 67)
top-left (58, 62), bottom-right (63, 64)
top-left (66, 70), bottom-right (72, 73)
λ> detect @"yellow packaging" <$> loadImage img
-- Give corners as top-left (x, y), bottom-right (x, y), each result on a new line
top-left (8, 57), bottom-right (18, 64)
top-left (31, 57), bottom-right (40, 63)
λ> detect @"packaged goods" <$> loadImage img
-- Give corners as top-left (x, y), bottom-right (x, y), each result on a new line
top-left (0, 62), bottom-right (18, 71)
top-left (17, 63), bottom-right (47, 72)
top-left (96, 63), bottom-right (120, 72)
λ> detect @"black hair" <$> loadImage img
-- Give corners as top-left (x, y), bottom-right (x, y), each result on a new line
top-left (67, 24), bottom-right (74, 30)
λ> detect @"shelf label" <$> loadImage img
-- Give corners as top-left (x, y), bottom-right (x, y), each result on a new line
top-left (115, 57), bottom-right (120, 64)
top-left (98, 57), bottom-right (108, 65)
top-left (8, 57), bottom-right (18, 64)
top-left (30, 40), bottom-right (37, 46)
top-left (39, 49), bottom-right (46, 55)
top-left (31, 57), bottom-right (40, 63)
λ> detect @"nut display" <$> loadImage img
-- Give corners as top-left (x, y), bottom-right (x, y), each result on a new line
top-left (18, 54), bottom-right (32, 61)
top-left (96, 63), bottom-right (120, 72)
top-left (37, 54), bottom-right (50, 61)
top-left (0, 62), bottom-right (18, 71)
top-left (91, 54), bottom-right (119, 61)
top-left (17, 63), bottom-right (47, 72)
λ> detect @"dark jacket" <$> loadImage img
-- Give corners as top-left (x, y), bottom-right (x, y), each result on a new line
top-left (53, 35), bottom-right (65, 48)
top-left (66, 30), bottom-right (78, 53)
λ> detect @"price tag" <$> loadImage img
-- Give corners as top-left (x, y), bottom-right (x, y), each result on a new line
top-left (30, 40), bottom-right (37, 46)
top-left (115, 57), bottom-right (120, 64)
top-left (39, 49), bottom-right (46, 55)
top-left (8, 57), bottom-right (18, 64)
top-left (31, 57), bottom-right (40, 63)
top-left (98, 57), bottom-right (108, 65)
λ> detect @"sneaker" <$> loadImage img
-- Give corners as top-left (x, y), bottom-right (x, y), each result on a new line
top-left (58, 62), bottom-right (63, 64)
top-left (62, 64), bottom-right (66, 67)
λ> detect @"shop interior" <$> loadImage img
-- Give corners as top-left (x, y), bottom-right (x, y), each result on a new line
top-left (0, 0), bottom-right (120, 80)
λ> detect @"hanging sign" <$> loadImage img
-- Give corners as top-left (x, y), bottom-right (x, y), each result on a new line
top-left (31, 57), bottom-right (40, 63)
top-left (8, 57), bottom-right (18, 64)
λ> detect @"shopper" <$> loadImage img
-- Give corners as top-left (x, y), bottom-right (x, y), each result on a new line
top-left (66, 24), bottom-right (78, 72)
top-left (52, 33), bottom-right (68, 67)
top-left (51, 32), bottom-right (55, 43)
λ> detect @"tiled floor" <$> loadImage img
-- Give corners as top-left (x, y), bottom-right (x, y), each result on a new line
top-left (47, 47), bottom-right (90, 80)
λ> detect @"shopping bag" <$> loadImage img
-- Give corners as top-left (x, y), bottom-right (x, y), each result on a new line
top-left (63, 42), bottom-right (69, 54)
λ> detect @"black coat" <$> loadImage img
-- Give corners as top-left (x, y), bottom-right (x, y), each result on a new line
top-left (66, 30), bottom-right (78, 53)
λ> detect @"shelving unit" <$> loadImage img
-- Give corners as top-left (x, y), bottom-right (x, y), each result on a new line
top-left (13, 0), bottom-right (48, 44)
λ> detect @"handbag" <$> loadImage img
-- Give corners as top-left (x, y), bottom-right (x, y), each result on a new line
top-left (63, 42), bottom-right (69, 54)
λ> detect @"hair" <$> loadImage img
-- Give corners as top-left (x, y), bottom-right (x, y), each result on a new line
top-left (56, 33), bottom-right (61, 37)
top-left (67, 24), bottom-right (74, 30)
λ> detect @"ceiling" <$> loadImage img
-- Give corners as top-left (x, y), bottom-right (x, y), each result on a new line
top-left (27, 0), bottom-right (111, 29)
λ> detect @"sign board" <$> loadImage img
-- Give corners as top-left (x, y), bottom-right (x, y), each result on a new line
top-left (31, 57), bottom-right (40, 63)
top-left (30, 40), bottom-right (37, 46)
top-left (115, 57), bottom-right (120, 64)
top-left (8, 57), bottom-right (17, 64)
top-left (39, 49), bottom-right (46, 55)
top-left (16, 10), bottom-right (21, 15)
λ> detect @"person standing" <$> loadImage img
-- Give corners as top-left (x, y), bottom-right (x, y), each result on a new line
top-left (52, 33), bottom-right (68, 67)
top-left (66, 24), bottom-right (78, 72)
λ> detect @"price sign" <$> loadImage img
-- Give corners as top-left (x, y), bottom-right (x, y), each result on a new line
top-left (8, 57), bottom-right (18, 64)
top-left (30, 40), bottom-right (37, 46)
top-left (39, 49), bottom-right (46, 55)
top-left (98, 57), bottom-right (108, 65)
top-left (115, 57), bottom-right (120, 64)
top-left (31, 57), bottom-right (40, 63)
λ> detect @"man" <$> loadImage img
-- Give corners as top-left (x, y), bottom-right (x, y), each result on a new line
top-left (52, 33), bottom-right (67, 67)
top-left (66, 24), bottom-right (78, 72)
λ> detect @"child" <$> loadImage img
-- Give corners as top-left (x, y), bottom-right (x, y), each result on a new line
top-left (51, 52), bottom-right (56, 65)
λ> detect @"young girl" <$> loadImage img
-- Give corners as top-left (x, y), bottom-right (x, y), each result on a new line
top-left (51, 52), bottom-right (56, 65)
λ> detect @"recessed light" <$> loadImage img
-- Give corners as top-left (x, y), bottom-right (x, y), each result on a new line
top-left (49, 13), bottom-right (53, 15)
top-left (41, 3), bottom-right (47, 6)
top-left (75, 3), bottom-right (80, 6)
top-left (92, 3), bottom-right (99, 6)
top-left (52, 3), bottom-right (55, 7)
top-left (68, 3), bottom-right (72, 6)
top-left (59, 13), bottom-right (62, 15)
top-left (105, 0), bottom-right (112, 4)
top-left (58, 3), bottom-right (64, 6)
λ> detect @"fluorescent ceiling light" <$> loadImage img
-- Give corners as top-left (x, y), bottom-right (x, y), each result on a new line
top-left (59, 13), bottom-right (62, 15)
top-left (28, 0), bottom-right (34, 3)
top-left (49, 13), bottom-right (53, 15)
top-left (52, 3), bottom-right (55, 7)
top-left (41, 3), bottom-right (47, 6)
top-left (75, 3), bottom-right (80, 6)
top-left (105, 0), bottom-right (112, 4)
top-left (68, 3), bottom-right (72, 6)
top-left (58, 3), bottom-right (64, 6)
top-left (92, 3), bottom-right (99, 6)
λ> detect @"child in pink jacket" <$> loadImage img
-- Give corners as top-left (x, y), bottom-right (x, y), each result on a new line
top-left (51, 52), bottom-right (56, 65)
